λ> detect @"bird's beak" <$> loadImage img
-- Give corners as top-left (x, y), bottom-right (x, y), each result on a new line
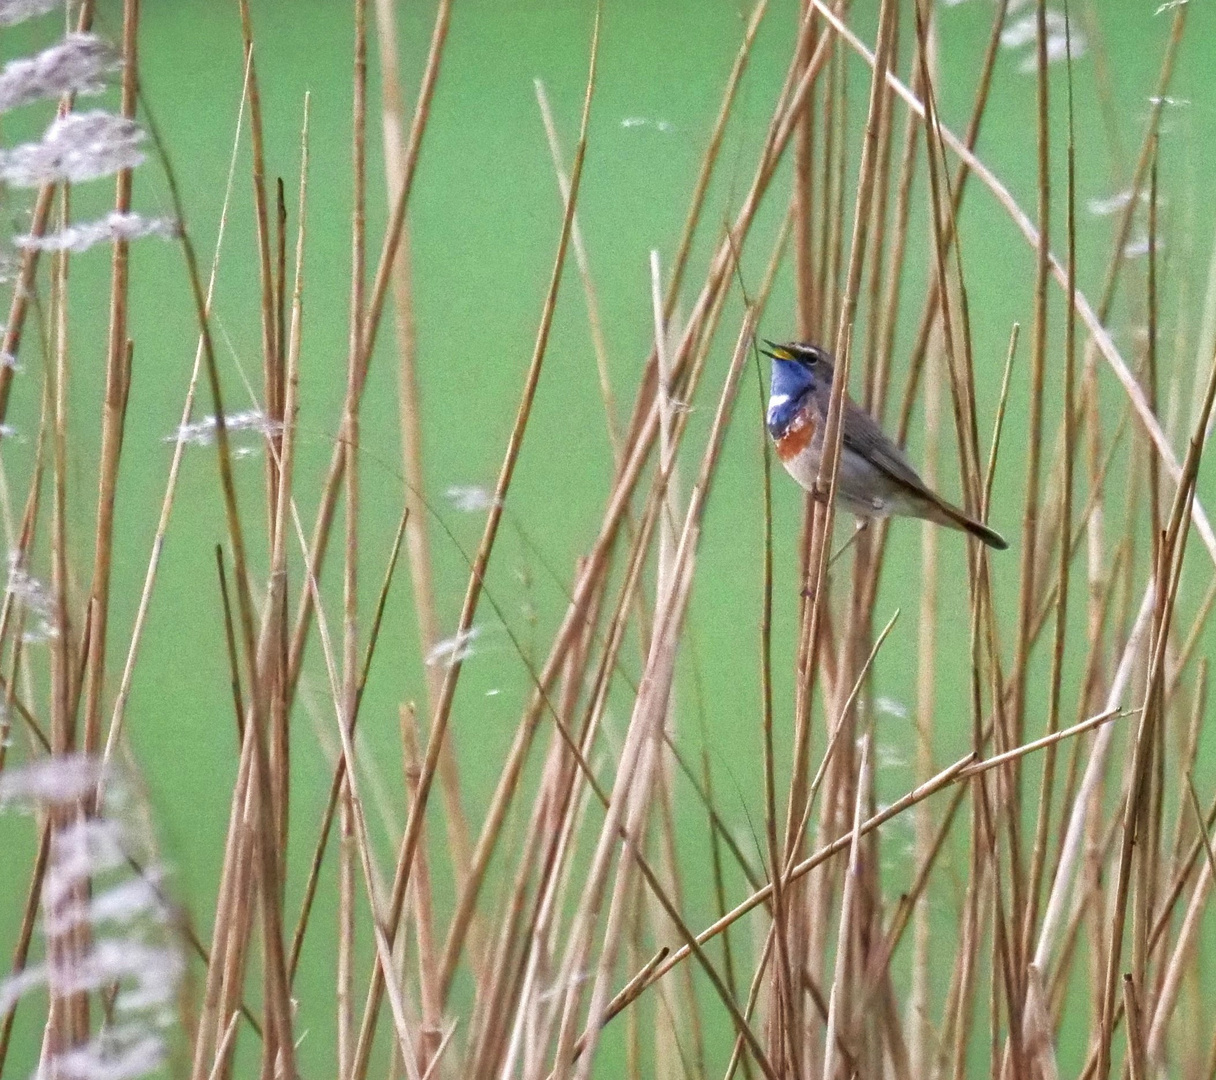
top-left (760, 339), bottom-right (793, 362)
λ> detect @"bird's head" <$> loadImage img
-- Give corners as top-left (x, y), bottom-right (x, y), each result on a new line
top-left (760, 340), bottom-right (834, 437)
top-left (761, 340), bottom-right (834, 394)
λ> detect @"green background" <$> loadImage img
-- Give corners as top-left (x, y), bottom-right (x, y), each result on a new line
top-left (2, 0), bottom-right (1214, 1074)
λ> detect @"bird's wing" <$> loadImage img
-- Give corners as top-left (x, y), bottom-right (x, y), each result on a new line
top-left (838, 396), bottom-right (932, 496)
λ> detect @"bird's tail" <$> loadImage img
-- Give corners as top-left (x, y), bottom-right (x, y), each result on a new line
top-left (922, 495), bottom-right (1008, 550)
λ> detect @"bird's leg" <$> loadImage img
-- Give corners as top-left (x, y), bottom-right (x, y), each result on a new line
top-left (827, 519), bottom-right (869, 569)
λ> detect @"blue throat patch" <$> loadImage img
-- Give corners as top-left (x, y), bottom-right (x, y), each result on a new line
top-left (767, 358), bottom-right (813, 439)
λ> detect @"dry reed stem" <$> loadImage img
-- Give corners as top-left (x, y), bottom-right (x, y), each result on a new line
top-left (794, 0), bottom-right (817, 338)
top-left (871, 52), bottom-right (921, 430)
top-left (397, 705), bottom-right (442, 1074)
top-left (313, 593), bottom-right (428, 1080)
top-left (912, 6), bottom-right (985, 523)
top-left (604, 699), bottom-right (1127, 1055)
top-left (473, 688), bottom-right (585, 1076)
top-left (101, 56), bottom-right (254, 777)
top-left (339, 3), bottom-right (368, 1073)
top-left (268, 90), bottom-right (310, 872)
top-left (805, 16), bottom-right (897, 1024)
top-left (81, 0), bottom-right (139, 763)
top-left (1033, 582), bottom-right (1155, 973)
top-left (204, 1011), bottom-right (242, 1080)
top-left (0, 0), bottom-right (96, 426)
top-left (287, 506), bottom-right (408, 983)
top-left (234, 3), bottom-right (281, 527)
top-left (0, 410), bottom-right (45, 664)
top-left (830, 0), bottom-right (896, 363)
top-left (264, 398), bottom-right (423, 1077)
top-left (909, 328), bottom-right (941, 1080)
top-left (649, 248), bottom-right (705, 1078)
top-left (822, 40), bottom-right (846, 340)
top-left (761, 469), bottom-right (798, 1072)
top-left (793, 610), bottom-right (901, 885)
top-left (282, 0), bottom-right (452, 720)
top-left (371, 0), bottom-right (470, 896)
top-left (0, 820), bottom-right (51, 1073)
top-left (441, 607), bottom-right (600, 1074)
top-left (0, 418), bottom-right (51, 760)
top-left (755, 280), bottom-right (800, 1076)
top-left (537, 79), bottom-right (620, 460)
top-left (1085, 5), bottom-right (1187, 343)
top-left (338, 785), bottom-right (357, 1080)
top-left (1169, 672), bottom-right (1209, 875)
top-left (351, 18), bottom-right (600, 1079)
top-left (792, 27), bottom-right (899, 1031)
top-left (45, 184), bottom-right (79, 1055)
top-left (1123, 975), bottom-right (1147, 1080)
top-left (214, 549), bottom-right (244, 737)
top-left (787, 324), bottom-right (852, 1079)
top-left (891, 0), bottom-right (1009, 450)
top-left (143, 76), bottom-right (306, 1080)
top-left (859, 2), bottom-right (897, 410)
top-left (1022, 11), bottom-right (1082, 973)
top-left (700, 738), bottom-right (754, 1080)
top-left (913, 24), bottom-right (1012, 1066)
top-left (1023, 965), bottom-right (1061, 1080)
top-left (1098, 336), bottom-right (1216, 1079)
top-left (821, 737), bottom-right (870, 1080)
top-left (781, 13), bottom-right (854, 874)
top-left (1143, 777), bottom-right (1216, 1066)
top-left (553, 311), bottom-right (771, 1080)
top-left (269, 0), bottom-right (453, 1016)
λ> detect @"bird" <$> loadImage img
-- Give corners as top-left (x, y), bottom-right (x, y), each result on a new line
top-left (761, 340), bottom-right (1008, 550)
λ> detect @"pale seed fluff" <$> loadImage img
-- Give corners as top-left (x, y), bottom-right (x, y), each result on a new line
top-left (0, 110), bottom-right (145, 187)
top-left (999, 9), bottom-right (1087, 72)
top-left (166, 408), bottom-right (282, 447)
top-left (0, 756), bottom-right (183, 1080)
top-left (999, 11), bottom-right (1048, 48)
top-left (1088, 190), bottom-right (1136, 218)
top-left (444, 484), bottom-right (497, 512)
top-left (426, 625), bottom-right (481, 667)
top-left (0, 32), bottom-right (121, 113)
top-left (1123, 235), bottom-right (1159, 260)
top-left (0, 0), bottom-right (61, 28)
top-left (15, 211), bottom-right (179, 254)
top-left (0, 753), bottom-right (101, 807)
top-left (4, 551), bottom-right (58, 643)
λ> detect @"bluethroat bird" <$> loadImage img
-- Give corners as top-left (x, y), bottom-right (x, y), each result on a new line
top-left (761, 340), bottom-right (1008, 550)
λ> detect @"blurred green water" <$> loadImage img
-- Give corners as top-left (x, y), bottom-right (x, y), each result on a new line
top-left (2, 0), bottom-right (1215, 1075)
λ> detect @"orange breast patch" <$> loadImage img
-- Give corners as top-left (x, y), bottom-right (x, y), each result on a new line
top-left (776, 411), bottom-right (816, 463)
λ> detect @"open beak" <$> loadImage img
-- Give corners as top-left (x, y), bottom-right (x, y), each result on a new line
top-left (760, 339), bottom-right (793, 362)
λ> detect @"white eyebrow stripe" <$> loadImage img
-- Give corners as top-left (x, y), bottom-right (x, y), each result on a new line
top-left (768, 393), bottom-right (790, 406)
